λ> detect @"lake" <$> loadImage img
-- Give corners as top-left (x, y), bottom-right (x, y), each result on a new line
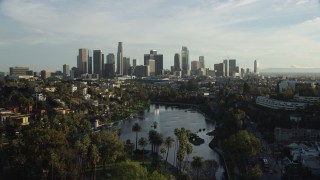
top-left (117, 104), bottom-right (225, 179)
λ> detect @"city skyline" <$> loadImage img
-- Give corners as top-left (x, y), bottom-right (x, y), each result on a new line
top-left (0, 0), bottom-right (320, 72)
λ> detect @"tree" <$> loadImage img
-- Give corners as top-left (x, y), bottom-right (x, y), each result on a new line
top-left (224, 130), bottom-right (261, 162)
top-left (124, 139), bottom-right (135, 158)
top-left (164, 136), bottom-right (174, 167)
top-left (160, 147), bottom-right (167, 160)
top-left (191, 156), bottom-right (205, 180)
top-left (132, 123), bottom-right (141, 151)
top-left (174, 128), bottom-right (190, 171)
top-left (249, 164), bottom-right (262, 179)
top-left (88, 145), bottom-right (99, 180)
top-left (183, 143), bottom-right (193, 171)
top-left (149, 130), bottom-right (157, 154)
top-left (99, 130), bottom-right (124, 171)
top-left (138, 137), bottom-right (148, 165)
top-left (115, 161), bottom-right (148, 180)
top-left (153, 133), bottom-right (163, 155)
top-left (148, 170), bottom-right (167, 180)
top-left (243, 82), bottom-right (251, 94)
top-left (19, 128), bottom-right (72, 179)
top-left (75, 133), bottom-right (91, 178)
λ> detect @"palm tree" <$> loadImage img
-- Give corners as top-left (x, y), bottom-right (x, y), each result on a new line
top-left (191, 156), bottom-right (205, 180)
top-left (165, 136), bottom-right (174, 167)
top-left (152, 121), bottom-right (158, 129)
top-left (132, 123), bottom-right (141, 151)
top-left (89, 145), bottom-right (100, 180)
top-left (148, 130), bottom-right (157, 153)
top-left (138, 137), bottom-right (148, 165)
top-left (160, 147), bottom-right (167, 160)
top-left (153, 133), bottom-right (163, 155)
top-left (183, 143), bottom-right (193, 171)
top-left (173, 128), bottom-right (180, 167)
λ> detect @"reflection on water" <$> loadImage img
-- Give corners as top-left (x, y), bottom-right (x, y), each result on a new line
top-left (118, 104), bottom-right (225, 179)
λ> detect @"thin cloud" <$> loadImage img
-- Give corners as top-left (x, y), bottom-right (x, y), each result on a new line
top-left (0, 0), bottom-right (319, 71)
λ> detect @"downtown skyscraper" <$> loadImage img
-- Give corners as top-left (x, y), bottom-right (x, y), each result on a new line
top-left (144, 50), bottom-right (163, 76)
top-left (93, 50), bottom-right (103, 77)
top-left (254, 60), bottom-right (259, 74)
top-left (174, 53), bottom-right (181, 71)
top-left (181, 46), bottom-right (189, 76)
top-left (199, 56), bottom-right (205, 69)
top-left (63, 64), bottom-right (70, 77)
top-left (229, 59), bottom-right (236, 76)
top-left (77, 48), bottom-right (88, 75)
top-left (223, 59), bottom-right (229, 77)
top-left (107, 53), bottom-right (115, 64)
top-left (117, 42), bottom-right (123, 75)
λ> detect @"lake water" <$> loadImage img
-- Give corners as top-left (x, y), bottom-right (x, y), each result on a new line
top-left (117, 104), bottom-right (225, 179)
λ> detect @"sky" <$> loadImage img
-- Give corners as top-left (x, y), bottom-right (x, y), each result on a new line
top-left (0, 0), bottom-right (320, 72)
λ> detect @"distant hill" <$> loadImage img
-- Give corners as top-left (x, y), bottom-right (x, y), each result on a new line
top-left (261, 68), bottom-right (320, 73)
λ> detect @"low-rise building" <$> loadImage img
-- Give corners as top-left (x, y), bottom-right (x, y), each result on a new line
top-left (1, 113), bottom-right (30, 126)
top-left (274, 127), bottom-right (320, 146)
top-left (256, 96), bottom-right (307, 110)
top-left (32, 93), bottom-right (46, 101)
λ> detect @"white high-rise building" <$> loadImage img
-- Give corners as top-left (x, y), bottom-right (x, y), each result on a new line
top-left (146, 59), bottom-right (155, 76)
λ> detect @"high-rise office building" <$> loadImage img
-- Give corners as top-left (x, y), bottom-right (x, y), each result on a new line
top-left (123, 57), bottom-right (130, 75)
top-left (134, 65), bottom-right (150, 77)
top-left (88, 56), bottom-right (93, 74)
top-left (107, 53), bottom-right (115, 64)
top-left (229, 59), bottom-right (236, 76)
top-left (214, 63), bottom-right (225, 77)
top-left (191, 61), bottom-right (199, 75)
top-left (254, 60), bottom-right (259, 74)
top-left (223, 59), bottom-right (229, 77)
top-left (9, 66), bottom-right (30, 76)
top-left (77, 48), bottom-right (88, 75)
top-left (199, 56), bottom-right (205, 69)
top-left (104, 63), bottom-right (115, 78)
top-left (181, 46), bottom-right (189, 76)
top-left (63, 64), bottom-right (70, 77)
top-left (174, 53), bottom-right (181, 71)
top-left (241, 68), bottom-right (245, 78)
top-left (132, 59), bottom-right (139, 67)
top-left (102, 53), bottom-right (105, 75)
top-left (117, 42), bottom-right (123, 75)
top-left (41, 70), bottom-right (51, 79)
top-left (144, 50), bottom-right (163, 76)
top-left (146, 59), bottom-right (155, 76)
top-left (93, 50), bottom-right (103, 76)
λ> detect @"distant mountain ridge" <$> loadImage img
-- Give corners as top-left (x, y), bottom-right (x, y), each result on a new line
top-left (261, 68), bottom-right (320, 73)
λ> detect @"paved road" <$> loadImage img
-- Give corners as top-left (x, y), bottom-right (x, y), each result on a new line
top-left (247, 124), bottom-right (282, 180)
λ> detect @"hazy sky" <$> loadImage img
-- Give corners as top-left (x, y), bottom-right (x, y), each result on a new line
top-left (0, 0), bottom-right (319, 72)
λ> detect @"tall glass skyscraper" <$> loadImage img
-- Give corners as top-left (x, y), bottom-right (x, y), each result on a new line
top-left (93, 50), bottom-right (103, 76)
top-left (181, 46), bottom-right (189, 76)
top-left (107, 53), bottom-right (115, 64)
top-left (174, 53), bottom-right (181, 71)
top-left (254, 60), bottom-right (259, 74)
top-left (117, 42), bottom-right (123, 75)
top-left (229, 59), bottom-right (236, 76)
top-left (223, 59), bottom-right (229, 77)
top-left (199, 56), bottom-right (205, 69)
